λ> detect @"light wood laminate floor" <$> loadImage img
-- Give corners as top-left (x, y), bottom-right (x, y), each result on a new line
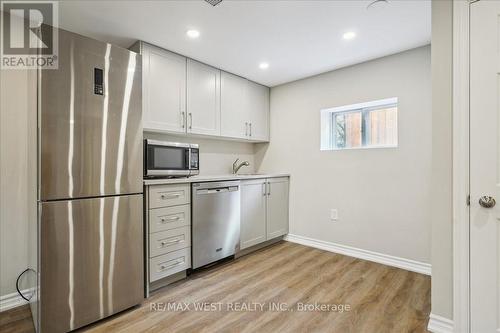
top-left (0, 241), bottom-right (430, 333)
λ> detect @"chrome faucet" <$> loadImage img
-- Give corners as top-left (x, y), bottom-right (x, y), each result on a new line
top-left (232, 158), bottom-right (250, 174)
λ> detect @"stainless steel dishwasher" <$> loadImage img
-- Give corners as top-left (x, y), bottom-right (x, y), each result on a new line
top-left (192, 181), bottom-right (241, 269)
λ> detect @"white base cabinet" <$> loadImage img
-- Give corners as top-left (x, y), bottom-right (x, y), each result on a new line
top-left (145, 183), bottom-right (192, 294)
top-left (266, 178), bottom-right (289, 239)
top-left (240, 179), bottom-right (267, 249)
top-left (240, 177), bottom-right (289, 250)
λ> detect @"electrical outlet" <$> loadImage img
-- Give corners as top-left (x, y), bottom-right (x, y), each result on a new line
top-left (330, 209), bottom-right (338, 221)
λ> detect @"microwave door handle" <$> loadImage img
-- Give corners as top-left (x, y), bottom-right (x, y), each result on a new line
top-left (187, 148), bottom-right (191, 172)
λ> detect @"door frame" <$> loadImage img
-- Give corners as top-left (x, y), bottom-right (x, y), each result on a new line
top-left (453, 0), bottom-right (474, 332)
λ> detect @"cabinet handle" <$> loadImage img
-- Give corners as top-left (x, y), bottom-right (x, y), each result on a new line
top-left (267, 182), bottom-right (271, 196)
top-left (249, 123), bottom-right (252, 137)
top-left (160, 216), bottom-right (181, 223)
top-left (189, 113), bottom-right (193, 129)
top-left (181, 112), bottom-right (185, 128)
top-left (160, 193), bottom-right (181, 200)
top-left (160, 238), bottom-right (183, 247)
top-left (159, 259), bottom-right (184, 271)
top-left (263, 183), bottom-right (267, 196)
top-left (245, 122), bottom-right (248, 136)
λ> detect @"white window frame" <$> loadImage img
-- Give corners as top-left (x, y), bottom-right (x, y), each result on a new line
top-left (320, 97), bottom-right (399, 151)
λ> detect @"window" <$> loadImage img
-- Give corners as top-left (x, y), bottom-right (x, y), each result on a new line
top-left (320, 97), bottom-right (398, 150)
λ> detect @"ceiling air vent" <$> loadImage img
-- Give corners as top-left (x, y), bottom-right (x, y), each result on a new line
top-left (205, 0), bottom-right (223, 6)
top-left (367, 0), bottom-right (389, 10)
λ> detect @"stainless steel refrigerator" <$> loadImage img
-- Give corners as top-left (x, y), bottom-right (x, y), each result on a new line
top-left (34, 28), bottom-right (143, 332)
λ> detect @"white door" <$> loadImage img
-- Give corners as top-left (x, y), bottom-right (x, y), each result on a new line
top-left (187, 59), bottom-right (221, 136)
top-left (240, 179), bottom-right (267, 250)
top-left (247, 81), bottom-right (270, 142)
top-left (221, 71), bottom-right (249, 139)
top-left (143, 45), bottom-right (186, 133)
top-left (470, 1), bottom-right (500, 331)
top-left (266, 178), bottom-right (289, 239)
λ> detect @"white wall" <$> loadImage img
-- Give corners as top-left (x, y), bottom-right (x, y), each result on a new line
top-left (0, 69), bottom-right (32, 299)
top-left (145, 133), bottom-right (256, 175)
top-left (430, 0), bottom-right (453, 320)
top-left (255, 46), bottom-right (431, 264)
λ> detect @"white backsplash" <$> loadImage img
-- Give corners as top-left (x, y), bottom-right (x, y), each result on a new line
top-left (144, 133), bottom-right (256, 175)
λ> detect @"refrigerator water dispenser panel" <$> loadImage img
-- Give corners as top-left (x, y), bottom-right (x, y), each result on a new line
top-left (94, 67), bottom-right (103, 95)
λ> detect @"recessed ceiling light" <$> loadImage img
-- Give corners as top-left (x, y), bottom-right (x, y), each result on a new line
top-left (259, 62), bottom-right (269, 70)
top-left (186, 29), bottom-right (200, 39)
top-left (342, 31), bottom-right (356, 40)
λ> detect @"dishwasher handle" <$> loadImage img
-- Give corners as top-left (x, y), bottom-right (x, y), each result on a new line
top-left (196, 186), bottom-right (239, 195)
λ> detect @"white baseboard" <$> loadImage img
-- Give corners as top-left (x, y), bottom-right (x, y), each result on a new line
top-left (427, 313), bottom-right (454, 333)
top-left (0, 289), bottom-right (29, 312)
top-left (284, 234), bottom-right (431, 276)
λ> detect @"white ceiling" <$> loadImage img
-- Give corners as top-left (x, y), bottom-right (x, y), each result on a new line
top-left (58, 0), bottom-right (431, 87)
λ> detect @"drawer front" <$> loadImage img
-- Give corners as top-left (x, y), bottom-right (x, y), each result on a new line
top-left (150, 248), bottom-right (191, 282)
top-left (150, 226), bottom-right (191, 258)
top-left (149, 204), bottom-right (190, 233)
top-left (149, 184), bottom-right (190, 208)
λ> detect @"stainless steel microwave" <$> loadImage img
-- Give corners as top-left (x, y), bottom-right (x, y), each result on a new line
top-left (144, 139), bottom-right (199, 178)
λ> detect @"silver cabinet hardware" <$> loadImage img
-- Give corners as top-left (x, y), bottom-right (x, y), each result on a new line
top-left (181, 111), bottom-right (185, 128)
top-left (479, 196), bottom-right (496, 208)
top-left (160, 193), bottom-right (181, 200)
top-left (245, 122), bottom-right (248, 136)
top-left (160, 216), bottom-right (181, 223)
top-left (160, 238), bottom-right (183, 247)
top-left (249, 123), bottom-right (252, 137)
top-left (188, 112), bottom-right (193, 129)
top-left (159, 259), bottom-right (184, 272)
top-left (267, 182), bottom-right (271, 196)
top-left (263, 182), bottom-right (267, 196)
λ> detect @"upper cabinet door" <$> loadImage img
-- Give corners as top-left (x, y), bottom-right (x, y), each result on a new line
top-left (247, 81), bottom-right (270, 142)
top-left (266, 178), bottom-right (289, 240)
top-left (133, 41), bottom-right (270, 142)
top-left (187, 59), bottom-right (221, 136)
top-left (143, 44), bottom-right (186, 133)
top-left (220, 71), bottom-right (249, 139)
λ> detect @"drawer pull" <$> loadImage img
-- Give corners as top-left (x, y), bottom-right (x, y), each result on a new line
top-left (159, 259), bottom-right (184, 272)
top-left (160, 238), bottom-right (183, 247)
top-left (160, 216), bottom-right (181, 223)
top-left (160, 193), bottom-right (181, 200)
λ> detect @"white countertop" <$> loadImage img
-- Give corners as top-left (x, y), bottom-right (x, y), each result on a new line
top-left (143, 173), bottom-right (290, 185)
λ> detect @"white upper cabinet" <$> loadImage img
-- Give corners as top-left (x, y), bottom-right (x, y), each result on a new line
top-left (220, 71), bottom-right (249, 139)
top-left (220, 71), bottom-right (270, 142)
top-left (247, 81), bottom-right (270, 141)
top-left (187, 59), bottom-right (221, 136)
top-left (133, 41), bottom-right (270, 142)
top-left (142, 43), bottom-right (187, 133)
